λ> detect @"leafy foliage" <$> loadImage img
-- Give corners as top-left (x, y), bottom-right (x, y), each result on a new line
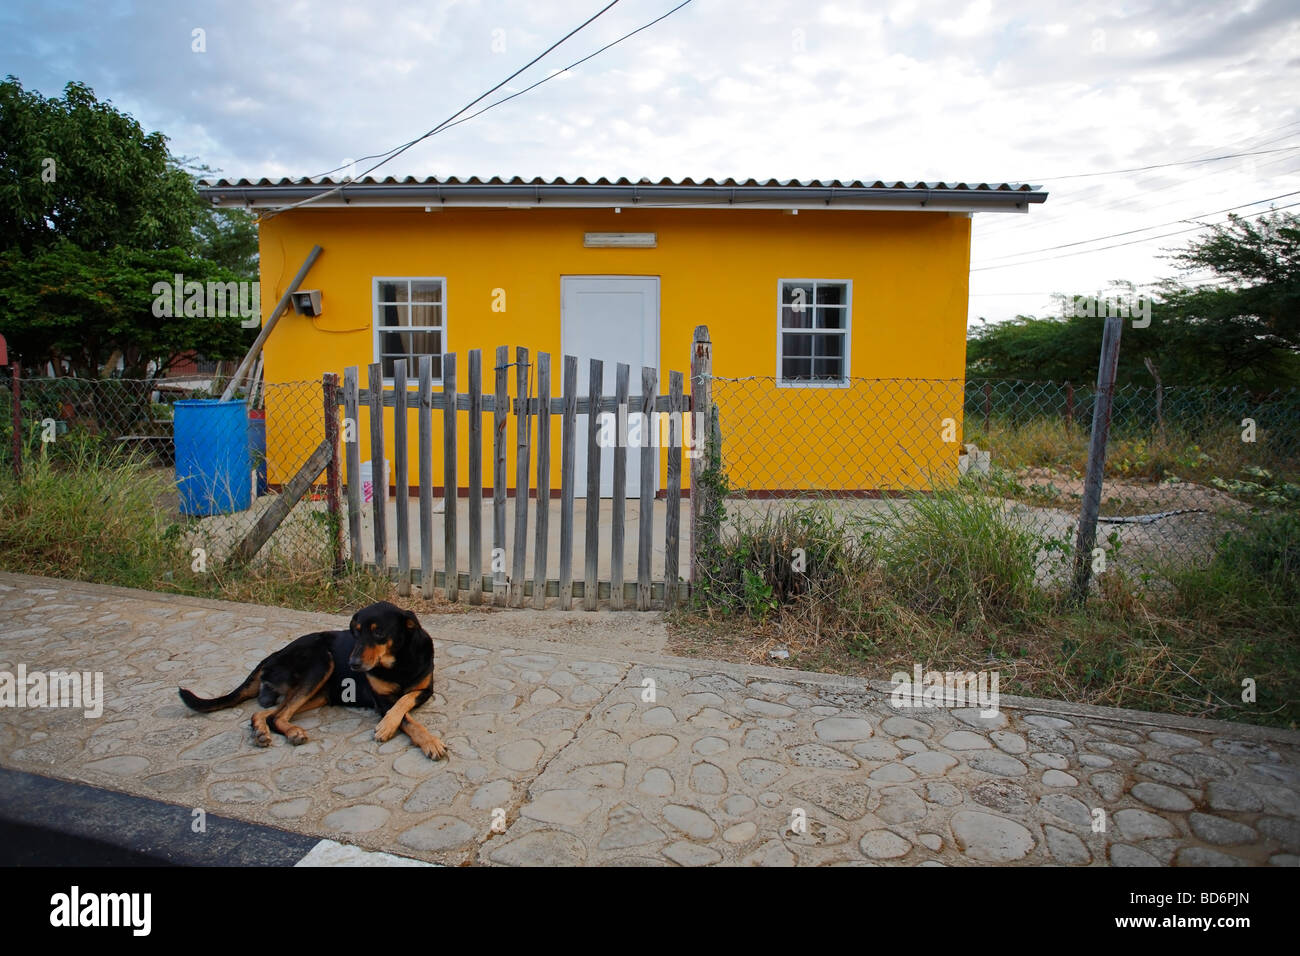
top-left (0, 76), bottom-right (255, 376)
top-left (968, 212), bottom-right (1300, 388)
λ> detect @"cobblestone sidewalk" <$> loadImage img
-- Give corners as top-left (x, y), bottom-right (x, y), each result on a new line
top-left (0, 573), bottom-right (1296, 866)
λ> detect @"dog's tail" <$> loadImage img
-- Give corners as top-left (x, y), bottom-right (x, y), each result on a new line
top-left (177, 665), bottom-right (262, 713)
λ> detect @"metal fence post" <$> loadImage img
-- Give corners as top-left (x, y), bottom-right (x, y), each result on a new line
top-left (689, 325), bottom-right (713, 593)
top-left (1071, 315), bottom-right (1124, 605)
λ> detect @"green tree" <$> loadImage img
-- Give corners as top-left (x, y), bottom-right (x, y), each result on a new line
top-left (0, 241), bottom-right (250, 378)
top-left (967, 212), bottom-right (1300, 388)
top-left (1155, 211), bottom-right (1300, 387)
top-left (0, 76), bottom-right (255, 376)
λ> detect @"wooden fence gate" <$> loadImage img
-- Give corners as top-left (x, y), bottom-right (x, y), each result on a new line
top-left (332, 345), bottom-right (698, 610)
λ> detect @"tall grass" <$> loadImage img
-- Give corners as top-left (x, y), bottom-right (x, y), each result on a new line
top-left (0, 443), bottom-right (390, 612)
top-left (863, 486), bottom-right (1045, 629)
top-left (0, 443), bottom-right (183, 589)
top-left (683, 487), bottom-right (1299, 727)
top-left (1170, 510), bottom-right (1300, 631)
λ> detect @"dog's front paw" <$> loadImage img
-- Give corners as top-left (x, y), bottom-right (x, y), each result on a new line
top-left (374, 718), bottom-right (400, 742)
top-left (251, 725), bottom-right (272, 748)
top-left (286, 727), bottom-right (309, 745)
top-left (422, 735), bottom-right (448, 760)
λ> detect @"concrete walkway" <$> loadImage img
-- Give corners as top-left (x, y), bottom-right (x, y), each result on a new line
top-left (0, 572), bottom-right (1296, 866)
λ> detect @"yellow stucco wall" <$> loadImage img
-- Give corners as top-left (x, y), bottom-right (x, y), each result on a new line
top-left (257, 206), bottom-right (970, 493)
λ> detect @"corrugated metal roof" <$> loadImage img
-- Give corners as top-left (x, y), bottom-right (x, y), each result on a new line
top-left (198, 175), bottom-right (1047, 213)
top-left (202, 174), bottom-right (1041, 191)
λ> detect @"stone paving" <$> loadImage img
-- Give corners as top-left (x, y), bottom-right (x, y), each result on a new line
top-left (0, 572), bottom-right (1297, 866)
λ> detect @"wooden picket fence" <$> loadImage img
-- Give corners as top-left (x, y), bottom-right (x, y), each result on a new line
top-left (331, 345), bottom-right (699, 610)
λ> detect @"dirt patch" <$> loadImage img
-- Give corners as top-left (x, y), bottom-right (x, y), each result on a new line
top-left (1014, 467), bottom-right (1252, 517)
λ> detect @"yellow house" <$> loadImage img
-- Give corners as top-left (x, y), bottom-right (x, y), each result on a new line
top-left (200, 176), bottom-right (1046, 496)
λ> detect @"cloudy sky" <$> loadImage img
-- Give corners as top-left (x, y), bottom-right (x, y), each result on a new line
top-left (4, 0), bottom-right (1298, 326)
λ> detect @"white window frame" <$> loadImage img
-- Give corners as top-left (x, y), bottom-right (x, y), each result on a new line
top-left (372, 276), bottom-right (447, 385)
top-left (776, 278), bottom-right (852, 388)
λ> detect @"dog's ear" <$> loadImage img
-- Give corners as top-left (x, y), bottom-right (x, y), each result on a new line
top-left (404, 610), bottom-right (419, 630)
top-left (349, 613), bottom-right (360, 633)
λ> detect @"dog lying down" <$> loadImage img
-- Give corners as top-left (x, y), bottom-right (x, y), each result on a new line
top-left (177, 601), bottom-right (447, 760)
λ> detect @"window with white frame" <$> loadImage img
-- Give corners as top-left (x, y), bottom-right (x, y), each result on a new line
top-left (779, 279), bottom-right (850, 384)
top-left (374, 278), bottom-right (445, 380)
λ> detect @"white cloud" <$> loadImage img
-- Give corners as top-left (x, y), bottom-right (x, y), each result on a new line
top-left (2, 0), bottom-right (1296, 326)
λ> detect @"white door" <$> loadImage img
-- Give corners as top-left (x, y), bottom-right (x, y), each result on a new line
top-left (561, 276), bottom-right (660, 498)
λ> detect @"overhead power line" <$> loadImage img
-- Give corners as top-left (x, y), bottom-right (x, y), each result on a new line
top-left (973, 190), bottom-right (1300, 263)
top-left (1015, 144), bottom-right (1300, 183)
top-left (267, 0), bottom-right (626, 217)
top-left (970, 200), bottom-right (1300, 272)
top-left (267, 0), bottom-right (695, 219)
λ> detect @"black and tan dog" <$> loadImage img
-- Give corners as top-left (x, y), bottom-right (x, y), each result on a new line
top-left (177, 601), bottom-right (446, 759)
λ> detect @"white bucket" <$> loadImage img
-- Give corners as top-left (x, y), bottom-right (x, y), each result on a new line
top-left (360, 459), bottom-right (390, 503)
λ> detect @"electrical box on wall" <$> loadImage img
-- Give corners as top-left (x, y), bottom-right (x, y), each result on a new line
top-left (291, 290), bottom-right (322, 316)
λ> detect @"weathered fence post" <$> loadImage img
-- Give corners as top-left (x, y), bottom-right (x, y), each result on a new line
top-left (467, 350), bottom-right (484, 605)
top-left (637, 365), bottom-right (658, 611)
top-left (442, 352), bottom-right (459, 602)
top-left (322, 372), bottom-right (344, 575)
top-left (983, 381), bottom-right (992, 434)
top-left (583, 359), bottom-right (604, 611)
top-left (610, 363), bottom-right (630, 610)
top-left (10, 361), bottom-right (21, 480)
top-left (1072, 315), bottom-right (1124, 605)
top-left (367, 362), bottom-right (388, 571)
top-left (1144, 356), bottom-right (1165, 444)
top-left (343, 366), bottom-right (362, 566)
top-left (664, 369), bottom-right (684, 609)
top-left (492, 347), bottom-right (509, 607)
top-left (511, 348), bottom-right (531, 607)
top-left (1064, 381), bottom-right (1075, 428)
top-left (393, 359), bottom-right (410, 596)
top-left (689, 326), bottom-right (713, 594)
top-left (558, 355), bottom-right (578, 610)
top-left (532, 352), bottom-right (551, 609)
top-left (418, 356), bottom-right (435, 597)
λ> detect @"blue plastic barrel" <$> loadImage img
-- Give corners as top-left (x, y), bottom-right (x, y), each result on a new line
top-left (248, 409), bottom-right (267, 496)
top-left (174, 400), bottom-right (252, 515)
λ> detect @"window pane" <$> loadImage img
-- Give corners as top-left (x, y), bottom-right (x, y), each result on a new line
top-left (817, 307), bottom-right (845, 329)
top-left (377, 281), bottom-right (408, 303)
top-left (409, 304), bottom-right (441, 328)
top-left (782, 356), bottom-right (812, 380)
top-left (815, 283), bottom-right (846, 306)
top-left (813, 357), bottom-right (844, 380)
top-left (410, 281), bottom-right (442, 304)
top-left (782, 306), bottom-right (812, 329)
top-left (783, 333), bottom-right (813, 358)
top-left (380, 303), bottom-right (406, 327)
top-left (381, 331), bottom-right (410, 356)
top-left (815, 334), bottom-right (844, 359)
top-left (407, 330), bottom-right (442, 355)
top-left (781, 282), bottom-right (814, 308)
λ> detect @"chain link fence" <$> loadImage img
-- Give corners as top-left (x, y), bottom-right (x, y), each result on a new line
top-left (705, 375), bottom-right (1300, 586)
top-left (2, 375), bottom-right (335, 572)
